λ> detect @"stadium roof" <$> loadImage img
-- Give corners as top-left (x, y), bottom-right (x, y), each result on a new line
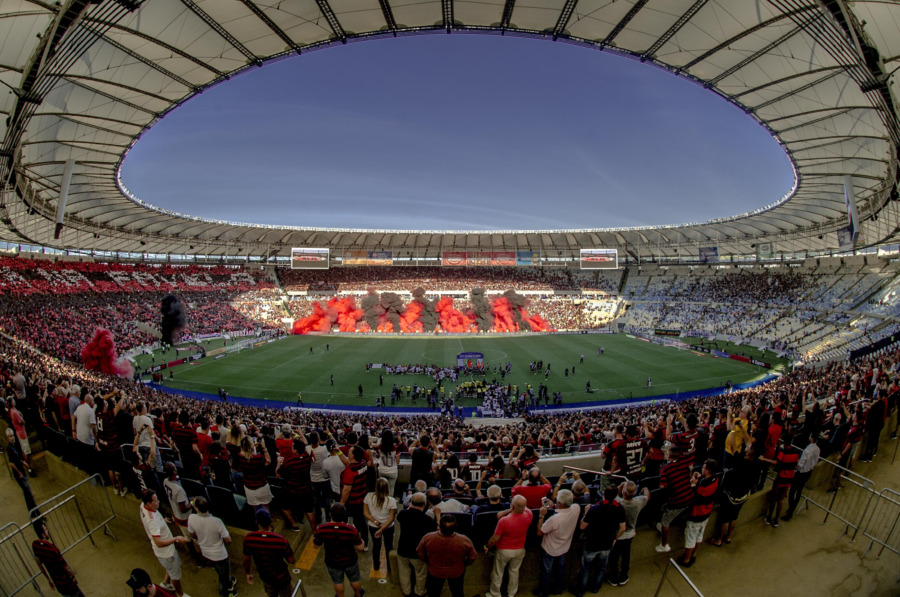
top-left (1, 0), bottom-right (898, 261)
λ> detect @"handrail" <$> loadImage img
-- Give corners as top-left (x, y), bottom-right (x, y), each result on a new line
top-left (652, 558), bottom-right (705, 597)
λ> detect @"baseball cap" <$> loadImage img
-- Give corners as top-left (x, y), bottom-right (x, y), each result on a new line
top-left (126, 568), bottom-right (152, 590)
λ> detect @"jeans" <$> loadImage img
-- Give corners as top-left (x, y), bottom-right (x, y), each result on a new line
top-left (313, 481), bottom-right (333, 524)
top-left (608, 537), bottom-right (632, 582)
top-left (578, 548), bottom-right (611, 595)
top-left (211, 557), bottom-right (232, 596)
top-left (426, 573), bottom-right (465, 597)
top-left (786, 470), bottom-right (812, 517)
top-left (538, 549), bottom-right (566, 597)
top-left (346, 503), bottom-right (368, 547)
top-left (369, 525), bottom-right (395, 571)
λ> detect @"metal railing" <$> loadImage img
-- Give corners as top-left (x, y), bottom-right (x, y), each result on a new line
top-left (861, 488), bottom-right (900, 559)
top-left (800, 457), bottom-right (877, 541)
top-left (0, 522), bottom-right (43, 597)
top-left (652, 558), bottom-right (705, 597)
top-left (290, 578), bottom-right (308, 597)
top-left (28, 473), bottom-right (117, 553)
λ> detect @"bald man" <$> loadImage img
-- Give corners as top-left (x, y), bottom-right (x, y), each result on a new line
top-left (485, 495), bottom-right (533, 597)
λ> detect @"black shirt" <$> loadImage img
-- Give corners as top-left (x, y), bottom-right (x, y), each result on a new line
top-left (582, 501), bottom-right (626, 552)
top-left (396, 507), bottom-right (437, 559)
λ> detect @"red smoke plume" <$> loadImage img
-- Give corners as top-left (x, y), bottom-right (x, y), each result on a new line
top-left (291, 292), bottom-right (551, 334)
top-left (81, 328), bottom-right (134, 377)
top-left (292, 297), bottom-right (363, 334)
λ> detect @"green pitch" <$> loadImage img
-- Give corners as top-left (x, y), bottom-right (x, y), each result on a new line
top-left (134, 334), bottom-right (785, 408)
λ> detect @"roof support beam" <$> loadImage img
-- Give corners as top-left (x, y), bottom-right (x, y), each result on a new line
top-left (749, 71), bottom-right (844, 112)
top-left (708, 23), bottom-right (809, 85)
top-left (733, 65), bottom-right (841, 100)
top-left (552, 0), bottom-right (578, 40)
top-left (643, 0), bottom-right (708, 59)
top-left (603, 0), bottom-right (648, 46)
top-left (500, 0), bottom-right (516, 29)
top-left (376, 0), bottom-right (398, 32)
top-left (179, 0), bottom-right (260, 63)
top-left (63, 78), bottom-right (158, 115)
top-left (774, 107), bottom-right (861, 134)
top-left (441, 0), bottom-right (453, 31)
top-left (314, 0), bottom-right (347, 40)
top-left (237, 0), bottom-right (302, 52)
top-left (59, 75), bottom-right (172, 104)
top-left (767, 105), bottom-right (875, 123)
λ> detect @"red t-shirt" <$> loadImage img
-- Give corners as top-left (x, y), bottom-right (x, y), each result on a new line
top-left (494, 509), bottom-right (533, 550)
top-left (511, 484), bottom-right (551, 509)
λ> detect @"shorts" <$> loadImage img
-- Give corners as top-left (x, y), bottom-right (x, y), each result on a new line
top-left (717, 498), bottom-right (745, 525)
top-left (770, 484), bottom-right (790, 502)
top-left (660, 505), bottom-right (688, 528)
top-left (18, 435), bottom-right (31, 456)
top-left (245, 484), bottom-right (275, 507)
top-left (326, 561), bottom-right (360, 584)
top-left (684, 520), bottom-right (708, 549)
top-left (158, 552), bottom-right (183, 581)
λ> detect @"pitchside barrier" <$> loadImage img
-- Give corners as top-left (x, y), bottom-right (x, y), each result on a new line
top-left (653, 558), bottom-right (705, 597)
top-left (0, 474), bottom-right (117, 596)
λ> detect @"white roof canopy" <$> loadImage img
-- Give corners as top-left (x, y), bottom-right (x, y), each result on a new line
top-left (1, 0), bottom-right (897, 259)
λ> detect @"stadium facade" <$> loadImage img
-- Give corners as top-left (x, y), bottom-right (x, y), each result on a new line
top-left (0, 0), bottom-right (898, 261)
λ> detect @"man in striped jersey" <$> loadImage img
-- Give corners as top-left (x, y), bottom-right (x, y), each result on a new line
top-left (314, 503), bottom-right (366, 597)
top-left (32, 521), bottom-right (83, 597)
top-left (655, 447), bottom-right (693, 553)
top-left (242, 510), bottom-right (295, 597)
top-left (762, 436), bottom-right (800, 527)
top-left (680, 459), bottom-right (719, 568)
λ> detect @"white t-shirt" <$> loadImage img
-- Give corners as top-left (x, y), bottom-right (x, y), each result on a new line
top-left (310, 444), bottom-right (330, 483)
top-left (140, 505), bottom-right (175, 558)
top-left (163, 478), bottom-right (190, 525)
top-left (74, 403), bottom-right (96, 445)
top-left (323, 454), bottom-right (346, 494)
top-left (134, 414), bottom-right (154, 448)
top-left (363, 494), bottom-right (397, 527)
top-left (187, 513), bottom-right (230, 561)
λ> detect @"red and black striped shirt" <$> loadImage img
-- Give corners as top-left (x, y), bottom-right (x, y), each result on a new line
top-left (171, 424), bottom-right (198, 453)
top-left (688, 475), bottom-right (719, 522)
top-left (670, 430), bottom-right (699, 463)
top-left (280, 452), bottom-right (312, 496)
top-left (239, 453), bottom-right (268, 490)
top-left (773, 447), bottom-right (800, 487)
top-left (341, 462), bottom-right (368, 506)
top-left (660, 458), bottom-right (694, 508)
top-left (31, 540), bottom-right (79, 594)
top-left (313, 522), bottom-right (362, 568)
top-left (242, 530), bottom-right (293, 586)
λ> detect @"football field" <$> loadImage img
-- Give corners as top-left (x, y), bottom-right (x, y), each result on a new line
top-left (136, 334), bottom-right (785, 408)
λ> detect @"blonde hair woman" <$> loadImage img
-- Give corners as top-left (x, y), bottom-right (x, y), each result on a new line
top-left (237, 436), bottom-right (273, 508)
top-left (363, 477), bottom-right (397, 572)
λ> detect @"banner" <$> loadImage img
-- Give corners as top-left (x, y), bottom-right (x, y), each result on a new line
top-left (756, 242), bottom-right (773, 260)
top-left (837, 225), bottom-right (856, 251)
top-left (516, 251), bottom-right (540, 266)
top-left (441, 252), bottom-right (520, 266)
top-left (698, 246), bottom-right (719, 263)
top-left (343, 250), bottom-right (393, 266)
top-left (291, 248), bottom-right (329, 269)
top-left (456, 352), bottom-right (484, 368)
top-left (580, 248), bottom-right (618, 270)
top-left (655, 328), bottom-right (681, 337)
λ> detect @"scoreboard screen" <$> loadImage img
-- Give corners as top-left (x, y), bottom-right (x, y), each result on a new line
top-left (580, 248), bottom-right (618, 270)
top-left (290, 248), bottom-right (329, 269)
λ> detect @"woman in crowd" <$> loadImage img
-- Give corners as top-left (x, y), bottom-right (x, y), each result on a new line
top-left (237, 436), bottom-right (273, 511)
top-left (376, 429), bottom-right (399, 495)
top-left (363, 477), bottom-right (397, 572)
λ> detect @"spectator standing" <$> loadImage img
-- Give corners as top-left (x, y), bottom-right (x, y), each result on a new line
top-left (417, 514), bottom-right (477, 597)
top-left (187, 496), bottom-right (235, 597)
top-left (485, 495), bottom-right (532, 597)
top-left (5, 428), bottom-right (38, 511)
top-left (314, 503), bottom-right (365, 597)
top-left (576, 487), bottom-right (625, 597)
top-left (309, 431), bottom-right (333, 524)
top-left (510, 467), bottom-right (552, 509)
top-left (783, 434), bottom-right (820, 521)
top-left (340, 445), bottom-right (370, 549)
top-left (323, 439), bottom-right (348, 506)
top-left (709, 446), bottom-right (759, 546)
top-left (139, 490), bottom-right (191, 597)
top-left (277, 438), bottom-right (316, 531)
top-left (32, 521), bottom-right (84, 597)
top-left (7, 398), bottom-right (35, 476)
top-left (242, 510), bottom-right (295, 597)
top-left (237, 436), bottom-right (273, 511)
top-left (763, 439), bottom-right (800, 527)
top-left (363, 477), bottom-right (397, 572)
top-left (396, 492), bottom-right (436, 597)
top-left (410, 434), bottom-right (436, 487)
top-left (72, 394), bottom-right (96, 446)
top-left (655, 447), bottom-right (692, 553)
top-left (535, 489), bottom-right (579, 597)
top-left (376, 429), bottom-right (399, 495)
top-left (608, 481), bottom-right (650, 586)
top-left (680, 460), bottom-right (719, 567)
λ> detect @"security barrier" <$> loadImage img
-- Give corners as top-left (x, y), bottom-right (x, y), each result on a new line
top-left (799, 457), bottom-right (877, 541)
top-left (290, 578), bottom-right (308, 597)
top-left (0, 522), bottom-right (43, 597)
top-left (861, 488), bottom-right (900, 559)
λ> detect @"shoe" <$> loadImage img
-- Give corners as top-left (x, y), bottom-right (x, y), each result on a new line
top-left (655, 543), bottom-right (671, 553)
top-left (112, 488), bottom-right (119, 496)
top-left (618, 577), bottom-right (629, 586)
top-left (363, 545), bottom-right (369, 552)
top-left (160, 583), bottom-right (175, 591)
top-left (227, 592), bottom-right (238, 597)
top-left (681, 559), bottom-right (693, 568)
top-left (288, 525), bottom-right (301, 531)
top-left (764, 518), bottom-right (773, 526)
top-left (607, 577), bottom-right (618, 587)
top-left (230, 577), bottom-right (237, 590)
top-left (772, 519), bottom-right (779, 528)
top-left (781, 515), bottom-right (792, 522)
top-left (28, 470), bottom-right (37, 478)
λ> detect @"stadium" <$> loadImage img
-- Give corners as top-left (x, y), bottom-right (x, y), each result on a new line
top-left (0, 1), bottom-right (899, 596)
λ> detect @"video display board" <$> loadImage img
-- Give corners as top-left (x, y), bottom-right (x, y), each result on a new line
top-left (290, 248), bottom-right (329, 269)
top-left (579, 248), bottom-right (618, 270)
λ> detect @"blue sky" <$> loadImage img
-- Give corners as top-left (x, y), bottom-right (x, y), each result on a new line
top-left (119, 34), bottom-right (795, 231)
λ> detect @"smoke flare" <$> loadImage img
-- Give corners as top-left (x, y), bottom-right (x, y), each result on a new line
top-left (81, 328), bottom-right (134, 377)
